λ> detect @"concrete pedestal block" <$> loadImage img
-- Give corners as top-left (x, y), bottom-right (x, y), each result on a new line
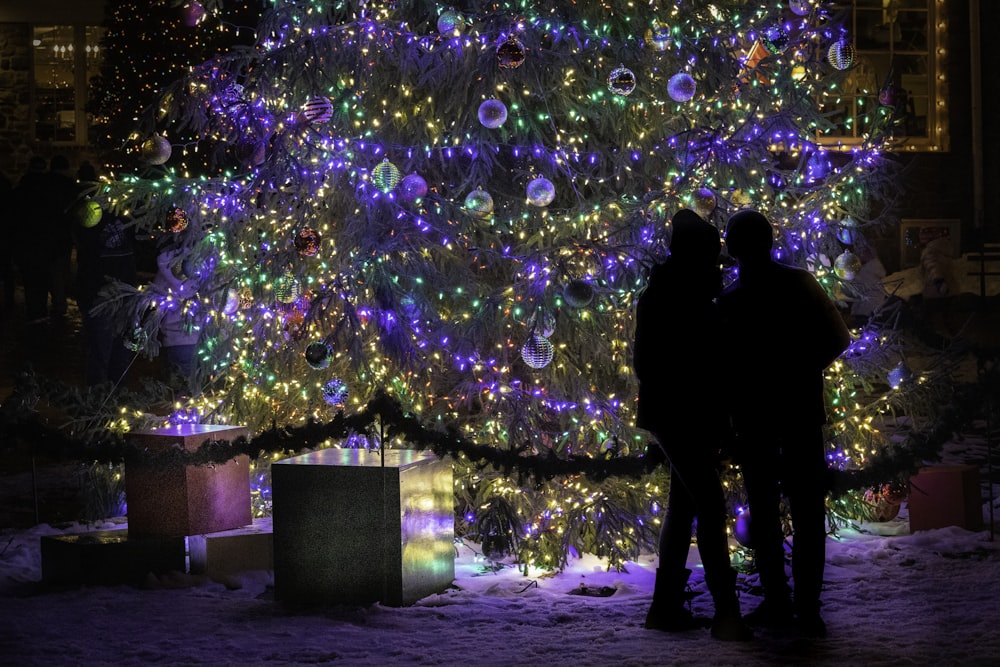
top-left (272, 449), bottom-right (454, 607)
top-left (125, 424), bottom-right (252, 537)
top-left (189, 518), bottom-right (273, 580)
top-left (41, 529), bottom-right (186, 586)
top-left (908, 464), bottom-right (983, 532)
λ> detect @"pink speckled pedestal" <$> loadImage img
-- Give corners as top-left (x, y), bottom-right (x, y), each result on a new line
top-left (125, 424), bottom-right (251, 537)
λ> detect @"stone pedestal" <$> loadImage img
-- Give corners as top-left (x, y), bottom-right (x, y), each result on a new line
top-left (188, 518), bottom-right (274, 581)
top-left (908, 464), bottom-right (983, 532)
top-left (41, 529), bottom-right (185, 586)
top-left (272, 448), bottom-right (454, 607)
top-left (125, 424), bottom-right (252, 537)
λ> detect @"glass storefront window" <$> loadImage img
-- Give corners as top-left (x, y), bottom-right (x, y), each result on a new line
top-left (32, 25), bottom-right (104, 144)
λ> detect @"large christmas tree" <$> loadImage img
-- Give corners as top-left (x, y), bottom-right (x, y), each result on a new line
top-left (87, 0), bottom-right (957, 569)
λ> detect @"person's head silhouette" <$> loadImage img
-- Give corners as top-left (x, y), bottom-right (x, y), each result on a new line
top-left (669, 208), bottom-right (720, 264)
top-left (724, 209), bottom-right (773, 266)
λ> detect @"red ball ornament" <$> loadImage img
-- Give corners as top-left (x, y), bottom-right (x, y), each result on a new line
top-left (294, 227), bottom-right (321, 256)
top-left (497, 37), bottom-right (526, 69)
top-left (166, 206), bottom-right (189, 233)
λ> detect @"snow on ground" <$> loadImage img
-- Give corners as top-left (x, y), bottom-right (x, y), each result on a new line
top-left (1, 436), bottom-right (998, 666)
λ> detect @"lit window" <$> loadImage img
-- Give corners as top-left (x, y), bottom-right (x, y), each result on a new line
top-left (32, 25), bottom-right (104, 144)
top-left (820, 0), bottom-right (947, 152)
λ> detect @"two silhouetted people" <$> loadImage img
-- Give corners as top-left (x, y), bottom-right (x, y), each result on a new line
top-left (636, 208), bottom-right (849, 640)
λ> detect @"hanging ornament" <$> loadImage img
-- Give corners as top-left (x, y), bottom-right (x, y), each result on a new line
top-left (734, 509), bottom-right (753, 548)
top-left (527, 309), bottom-right (556, 338)
top-left (526, 176), bottom-right (555, 207)
top-left (322, 378), bottom-right (350, 407)
top-left (238, 287), bottom-right (254, 310)
top-left (607, 66), bottom-right (637, 96)
top-left (166, 206), bottom-right (189, 233)
top-left (478, 99), bottom-right (508, 129)
top-left (692, 188), bottom-right (717, 218)
top-left (888, 361), bottom-right (912, 389)
top-left (304, 340), bottom-right (333, 370)
top-left (124, 326), bottom-right (148, 353)
top-left (563, 279), bottom-right (594, 308)
top-left (282, 309), bottom-right (306, 340)
top-left (837, 216), bottom-right (859, 245)
top-left (140, 135), bottom-right (172, 165)
top-left (645, 21), bottom-right (671, 51)
top-left (878, 82), bottom-right (905, 110)
top-left (223, 289), bottom-right (240, 316)
top-left (437, 10), bottom-right (465, 34)
top-left (667, 73), bottom-right (696, 103)
top-left (182, 1), bottom-right (206, 27)
top-left (496, 36), bottom-right (526, 69)
top-left (399, 173), bottom-right (428, 203)
top-left (301, 96), bottom-right (334, 125)
top-left (834, 251), bottom-right (862, 280)
top-left (294, 227), bottom-right (321, 257)
top-left (762, 26), bottom-right (789, 54)
top-left (521, 334), bottom-right (554, 369)
top-left (372, 159), bottom-right (401, 192)
top-left (789, 0), bottom-right (811, 17)
top-left (861, 484), bottom-right (905, 522)
top-left (806, 151), bottom-right (832, 182)
top-left (75, 200), bottom-right (103, 229)
top-left (274, 272), bottom-right (301, 303)
top-left (464, 188), bottom-right (494, 218)
top-left (827, 39), bottom-right (856, 71)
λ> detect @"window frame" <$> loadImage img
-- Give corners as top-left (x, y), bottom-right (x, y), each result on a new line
top-left (818, 0), bottom-right (949, 153)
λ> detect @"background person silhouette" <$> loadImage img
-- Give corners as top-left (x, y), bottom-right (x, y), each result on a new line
top-left (718, 209), bottom-right (850, 638)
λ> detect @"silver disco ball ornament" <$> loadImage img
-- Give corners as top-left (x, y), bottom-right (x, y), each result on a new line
top-left (521, 333), bottom-right (554, 369)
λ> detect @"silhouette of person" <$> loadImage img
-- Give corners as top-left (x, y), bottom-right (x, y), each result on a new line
top-left (634, 209), bottom-right (752, 642)
top-left (46, 155), bottom-right (79, 319)
top-left (0, 169), bottom-right (13, 314)
top-left (717, 209), bottom-right (850, 638)
top-left (12, 156), bottom-right (53, 324)
top-left (73, 162), bottom-right (138, 386)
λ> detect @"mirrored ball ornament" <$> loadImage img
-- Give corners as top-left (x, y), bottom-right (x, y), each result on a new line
top-left (563, 279), bottom-right (594, 308)
top-left (521, 333), bottom-right (554, 369)
top-left (526, 176), bottom-right (555, 206)
top-left (834, 251), bottom-right (862, 280)
top-left (304, 340), bottom-right (333, 370)
top-left (141, 135), bottom-right (172, 165)
top-left (372, 159), bottom-right (401, 192)
top-left (294, 227), bottom-right (321, 257)
top-left (464, 188), bottom-right (494, 218)
top-left (437, 10), bottom-right (465, 34)
top-left (608, 66), bottom-right (637, 96)
top-left (322, 378), bottom-right (350, 406)
top-left (497, 36), bottom-right (526, 69)
top-left (827, 39), bottom-right (856, 71)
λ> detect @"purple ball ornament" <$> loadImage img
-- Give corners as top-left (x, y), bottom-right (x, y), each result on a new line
top-left (667, 73), bottom-right (696, 103)
top-left (888, 361), bottom-right (913, 389)
top-left (301, 96), bottom-right (334, 125)
top-left (497, 36), bottom-right (526, 69)
top-left (608, 66), bottom-right (637, 96)
top-left (399, 173), bottom-right (428, 203)
top-left (789, 0), bottom-right (811, 17)
top-left (526, 176), bottom-right (555, 207)
top-left (734, 509), bottom-right (753, 548)
top-left (182, 1), bottom-right (206, 27)
top-left (521, 334), bottom-right (554, 369)
top-left (478, 99), bottom-right (508, 129)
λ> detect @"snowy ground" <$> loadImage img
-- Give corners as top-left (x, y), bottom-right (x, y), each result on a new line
top-left (1, 432), bottom-right (999, 666)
